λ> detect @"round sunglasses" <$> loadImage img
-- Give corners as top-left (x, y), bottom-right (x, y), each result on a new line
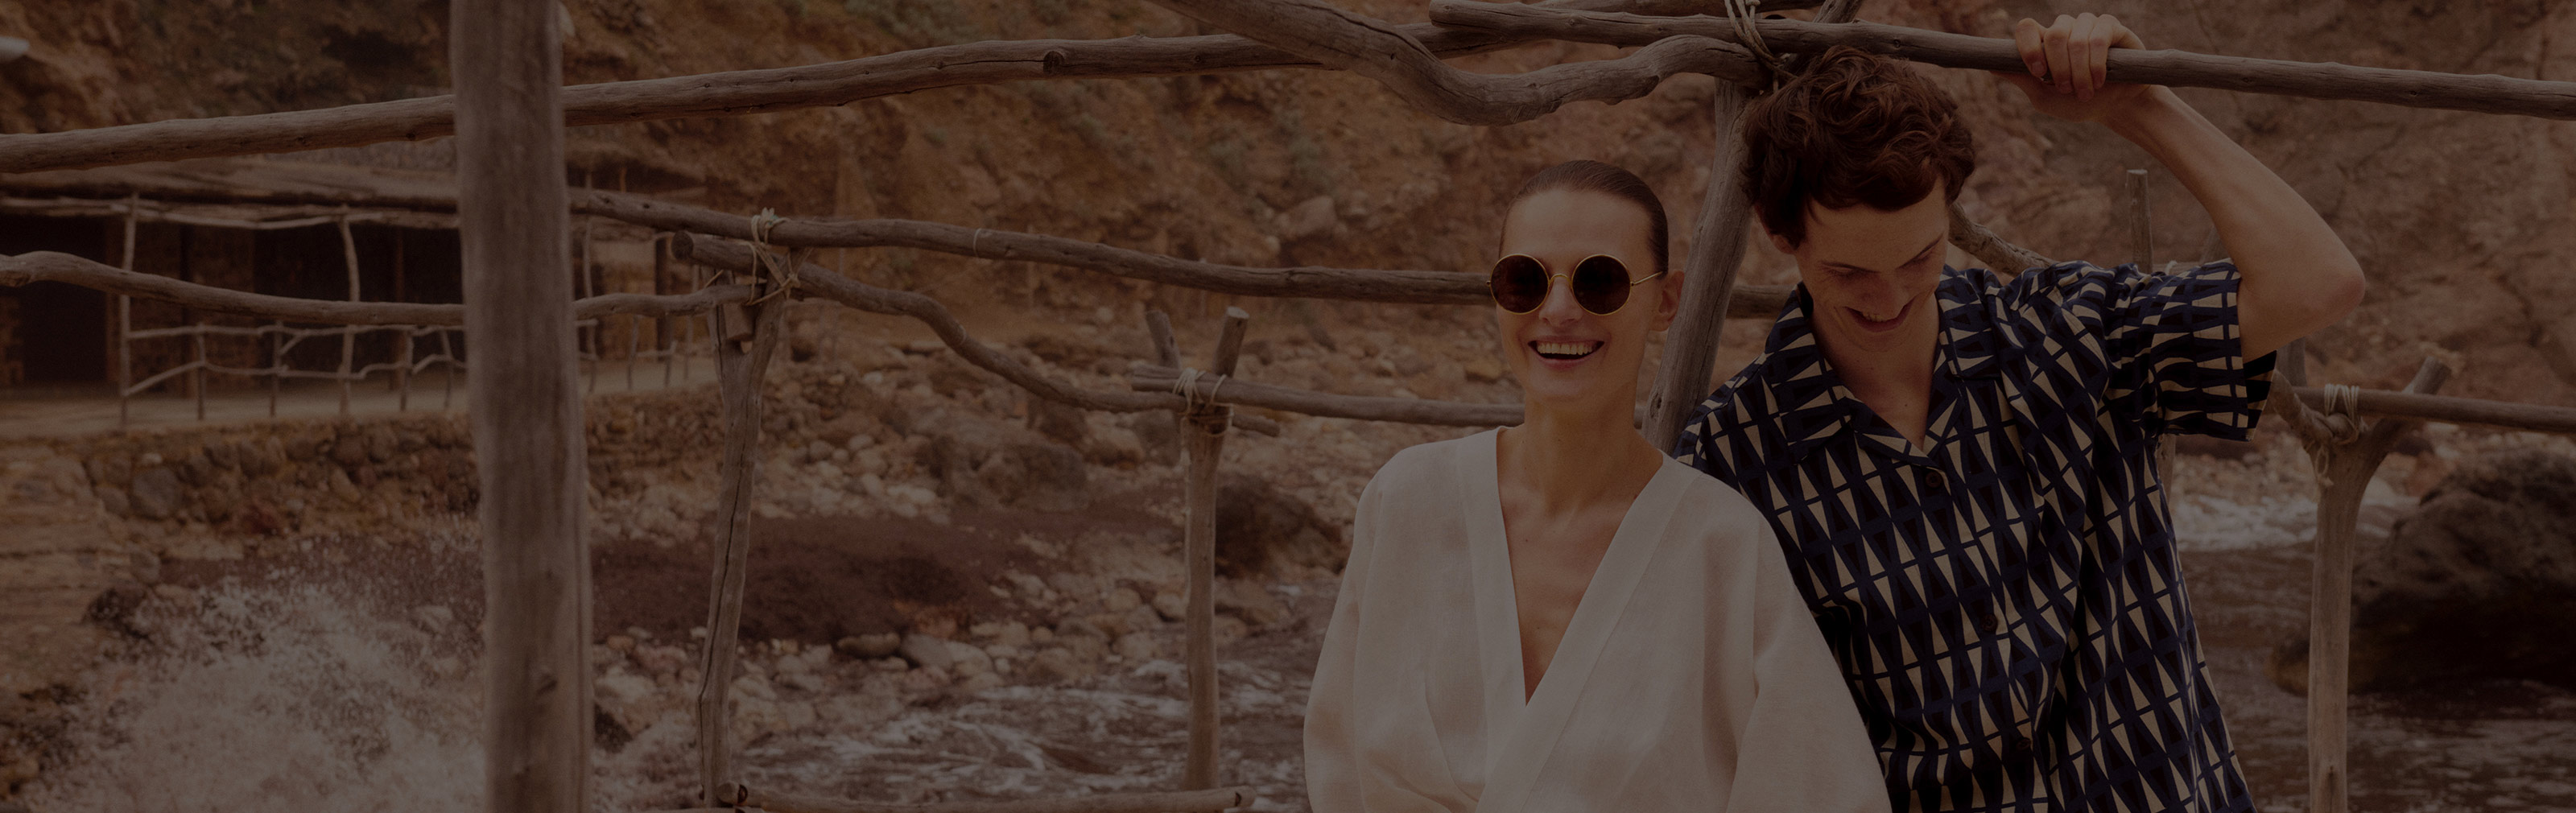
top-left (1486, 254), bottom-right (1666, 316)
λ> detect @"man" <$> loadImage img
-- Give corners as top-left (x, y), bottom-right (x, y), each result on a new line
top-left (1672, 14), bottom-right (2363, 813)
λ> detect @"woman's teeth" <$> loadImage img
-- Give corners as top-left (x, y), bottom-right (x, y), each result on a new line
top-left (1534, 341), bottom-right (1600, 359)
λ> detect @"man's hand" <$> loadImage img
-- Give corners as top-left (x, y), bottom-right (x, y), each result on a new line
top-left (1996, 14), bottom-right (2153, 123)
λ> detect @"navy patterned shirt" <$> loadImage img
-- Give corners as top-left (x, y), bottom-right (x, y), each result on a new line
top-left (1672, 261), bottom-right (2273, 812)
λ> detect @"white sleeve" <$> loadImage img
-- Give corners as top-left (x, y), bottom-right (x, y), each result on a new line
top-left (1721, 520), bottom-right (1892, 813)
top-left (1304, 469), bottom-right (1389, 813)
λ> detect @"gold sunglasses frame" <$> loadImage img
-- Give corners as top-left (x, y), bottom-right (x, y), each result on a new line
top-left (1485, 254), bottom-right (1667, 316)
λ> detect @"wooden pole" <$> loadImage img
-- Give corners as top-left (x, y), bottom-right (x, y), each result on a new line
top-left (192, 328), bottom-right (206, 421)
top-left (269, 323), bottom-right (282, 418)
top-left (337, 213), bottom-right (361, 416)
top-left (440, 328), bottom-right (456, 411)
top-left (1642, 84), bottom-right (1754, 450)
top-left (695, 296), bottom-right (786, 805)
top-left (398, 327), bottom-right (415, 412)
top-left (2301, 357), bottom-right (2450, 813)
top-left (451, 0), bottom-right (589, 810)
top-left (658, 233), bottom-right (675, 388)
top-left (116, 195), bottom-right (136, 430)
top-left (1182, 306), bottom-right (1249, 790)
top-left (582, 201), bottom-right (598, 395)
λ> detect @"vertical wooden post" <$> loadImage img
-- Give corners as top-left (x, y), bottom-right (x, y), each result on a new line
top-left (451, 0), bottom-right (588, 811)
top-left (398, 328), bottom-right (415, 412)
top-left (696, 298), bottom-right (786, 805)
top-left (2301, 357), bottom-right (2449, 813)
top-left (268, 324), bottom-right (282, 419)
top-left (581, 188), bottom-right (598, 396)
top-left (192, 328), bottom-right (207, 421)
top-left (1642, 85), bottom-right (1757, 449)
top-left (658, 234), bottom-right (675, 388)
top-left (1182, 306), bottom-right (1249, 790)
top-left (336, 213), bottom-right (361, 416)
top-left (440, 328), bottom-right (457, 411)
top-left (117, 194), bottom-right (137, 430)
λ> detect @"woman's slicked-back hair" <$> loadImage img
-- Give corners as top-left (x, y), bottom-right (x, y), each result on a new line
top-left (1507, 159), bottom-right (1671, 275)
top-left (1740, 46), bottom-right (1975, 248)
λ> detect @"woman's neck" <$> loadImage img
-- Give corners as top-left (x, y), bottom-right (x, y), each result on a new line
top-left (1498, 396), bottom-right (1661, 515)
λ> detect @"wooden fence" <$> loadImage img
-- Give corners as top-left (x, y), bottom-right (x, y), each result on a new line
top-left (12, 2), bottom-right (2576, 812)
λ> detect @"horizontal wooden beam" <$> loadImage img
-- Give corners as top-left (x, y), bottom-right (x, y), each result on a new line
top-left (1429, 1), bottom-right (2576, 121)
top-left (581, 190), bottom-right (1802, 317)
top-left (2293, 385), bottom-right (2576, 436)
top-left (0, 0), bottom-right (1717, 175)
top-left (1133, 362), bottom-right (1525, 426)
top-left (672, 234), bottom-right (1281, 435)
top-left (0, 250), bottom-right (754, 324)
top-left (720, 784), bottom-right (1257, 813)
top-left (1152, 0), bottom-right (1759, 126)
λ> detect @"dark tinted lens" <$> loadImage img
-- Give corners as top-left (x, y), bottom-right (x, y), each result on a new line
top-left (1489, 255), bottom-right (1548, 313)
top-left (1571, 255), bottom-right (1633, 315)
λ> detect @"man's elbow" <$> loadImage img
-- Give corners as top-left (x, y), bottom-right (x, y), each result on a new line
top-left (2319, 262), bottom-right (2367, 324)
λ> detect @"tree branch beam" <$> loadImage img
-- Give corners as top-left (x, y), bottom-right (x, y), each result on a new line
top-left (0, 0), bottom-right (1754, 174)
top-left (1148, 0), bottom-right (1760, 126)
top-left (1427, 1), bottom-right (2576, 121)
top-left (0, 250), bottom-right (756, 324)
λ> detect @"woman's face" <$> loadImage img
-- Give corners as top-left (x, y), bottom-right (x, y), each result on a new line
top-left (1493, 188), bottom-right (1679, 417)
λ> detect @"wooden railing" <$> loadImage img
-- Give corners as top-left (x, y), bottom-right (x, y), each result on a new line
top-left (11, 2), bottom-right (2576, 812)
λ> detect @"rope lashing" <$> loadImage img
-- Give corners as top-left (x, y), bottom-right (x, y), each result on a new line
top-left (2300, 382), bottom-right (2367, 489)
top-left (1171, 366), bottom-right (1232, 413)
top-left (744, 208), bottom-right (799, 303)
top-left (1724, 0), bottom-right (1790, 89)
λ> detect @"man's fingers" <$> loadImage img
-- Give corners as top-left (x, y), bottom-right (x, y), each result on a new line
top-left (2077, 14), bottom-right (2108, 98)
top-left (2013, 18), bottom-right (2047, 80)
top-left (2081, 14), bottom-right (2102, 93)
top-left (2045, 14), bottom-right (2075, 94)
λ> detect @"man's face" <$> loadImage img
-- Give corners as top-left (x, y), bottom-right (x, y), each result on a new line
top-left (1773, 184), bottom-right (1950, 358)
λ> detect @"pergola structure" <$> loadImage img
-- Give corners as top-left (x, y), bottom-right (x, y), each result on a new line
top-left (10, 2), bottom-right (2576, 811)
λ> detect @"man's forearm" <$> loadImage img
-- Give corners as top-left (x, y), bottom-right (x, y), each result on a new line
top-left (2103, 86), bottom-right (2364, 359)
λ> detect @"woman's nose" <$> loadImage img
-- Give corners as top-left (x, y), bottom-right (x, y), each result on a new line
top-left (1535, 275), bottom-right (1586, 321)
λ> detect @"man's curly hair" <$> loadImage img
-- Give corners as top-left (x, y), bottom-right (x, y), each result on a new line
top-left (1740, 45), bottom-right (1976, 248)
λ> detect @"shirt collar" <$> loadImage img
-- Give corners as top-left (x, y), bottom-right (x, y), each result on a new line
top-left (1754, 268), bottom-right (2000, 460)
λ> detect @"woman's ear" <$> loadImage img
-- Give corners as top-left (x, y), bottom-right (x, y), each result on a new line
top-left (1650, 269), bottom-right (1684, 332)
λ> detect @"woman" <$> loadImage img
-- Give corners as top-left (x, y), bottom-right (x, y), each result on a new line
top-left (1303, 160), bottom-right (1885, 813)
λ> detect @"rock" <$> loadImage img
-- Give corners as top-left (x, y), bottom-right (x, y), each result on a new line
top-left (1114, 631), bottom-right (1159, 661)
top-left (242, 438), bottom-right (286, 477)
top-left (1029, 646), bottom-right (1096, 683)
top-left (1463, 357), bottom-right (1506, 383)
top-left (1280, 195), bottom-right (1340, 241)
top-left (1123, 604), bottom-right (1162, 635)
top-left (780, 671), bottom-right (829, 694)
top-left (1215, 615), bottom-right (1250, 645)
top-left (95, 485), bottom-right (130, 518)
top-left (1152, 591), bottom-right (1186, 622)
top-left (605, 634), bottom-right (637, 653)
top-left (634, 644), bottom-right (690, 676)
top-left (1055, 617), bottom-right (1110, 643)
top-left (899, 633), bottom-right (956, 671)
top-left (129, 467), bottom-right (183, 520)
top-left (2269, 449), bottom-right (2576, 694)
top-left (958, 671), bottom-right (1007, 694)
top-left (1027, 395), bottom-right (1088, 447)
top-left (1105, 587), bottom-right (1143, 613)
top-left (1216, 472), bottom-right (1340, 576)
top-left (594, 670), bottom-right (667, 734)
top-left (1216, 580), bottom-right (1290, 628)
top-left (365, 425), bottom-right (399, 463)
top-left (1046, 572), bottom-right (1100, 598)
top-left (331, 435), bottom-right (371, 468)
top-left (414, 605), bottom-right (456, 634)
top-left (1125, 412), bottom-right (1181, 464)
top-left (947, 640), bottom-right (993, 678)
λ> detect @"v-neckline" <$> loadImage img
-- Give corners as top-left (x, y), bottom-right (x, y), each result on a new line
top-left (1459, 428), bottom-right (1686, 803)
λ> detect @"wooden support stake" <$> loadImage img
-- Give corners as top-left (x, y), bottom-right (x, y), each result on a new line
top-left (2300, 357), bottom-right (2449, 813)
top-left (117, 195), bottom-right (136, 430)
top-left (398, 328), bottom-right (414, 412)
top-left (1644, 85), bottom-right (1757, 450)
top-left (695, 298), bottom-right (786, 805)
top-left (440, 328), bottom-right (456, 411)
top-left (192, 328), bottom-right (206, 421)
top-left (1182, 305), bottom-right (1249, 790)
top-left (452, 0), bottom-right (588, 809)
top-left (270, 323), bottom-right (283, 418)
top-left (337, 213), bottom-right (363, 416)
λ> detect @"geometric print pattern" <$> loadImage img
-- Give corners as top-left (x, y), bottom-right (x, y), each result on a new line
top-left (1671, 262), bottom-right (2275, 813)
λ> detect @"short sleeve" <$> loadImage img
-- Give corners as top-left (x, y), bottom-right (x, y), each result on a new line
top-left (2005, 260), bottom-right (2274, 440)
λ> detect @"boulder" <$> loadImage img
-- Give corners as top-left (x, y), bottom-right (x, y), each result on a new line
top-left (898, 633), bottom-right (956, 671)
top-left (2269, 448), bottom-right (2576, 693)
top-left (1216, 472), bottom-right (1340, 577)
top-left (129, 467), bottom-right (183, 520)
